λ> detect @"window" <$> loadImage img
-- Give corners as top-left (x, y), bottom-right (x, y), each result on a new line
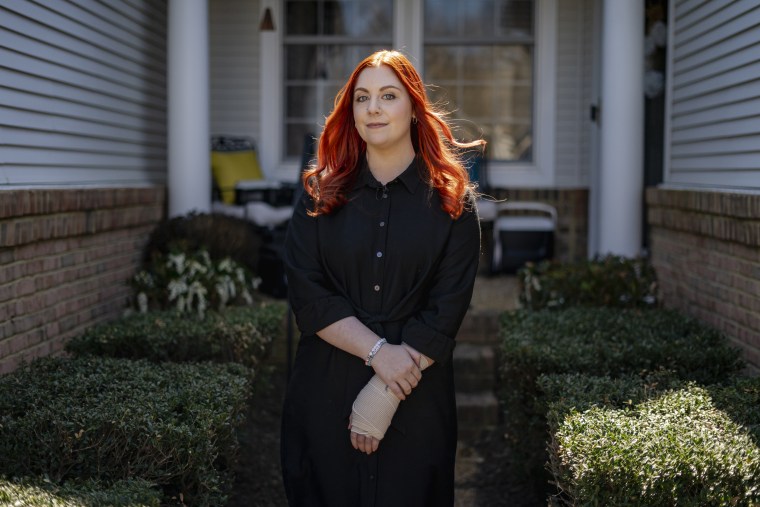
top-left (283, 0), bottom-right (394, 159)
top-left (424, 0), bottom-right (534, 162)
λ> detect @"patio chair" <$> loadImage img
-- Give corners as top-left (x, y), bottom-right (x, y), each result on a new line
top-left (210, 136), bottom-right (296, 229)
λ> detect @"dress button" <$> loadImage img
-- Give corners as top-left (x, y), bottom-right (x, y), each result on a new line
top-left (373, 285), bottom-right (380, 292)
top-left (376, 251), bottom-right (383, 258)
top-left (379, 221), bottom-right (385, 227)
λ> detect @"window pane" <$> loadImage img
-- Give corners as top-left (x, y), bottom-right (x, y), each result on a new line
top-left (353, 0), bottom-right (393, 37)
top-left (498, 0), bottom-right (533, 37)
top-left (286, 1), bottom-right (318, 35)
top-left (323, 1), bottom-right (349, 34)
top-left (462, 85), bottom-right (493, 117)
top-left (424, 0), bottom-right (457, 37)
top-left (462, 46), bottom-right (492, 80)
top-left (462, 0), bottom-right (495, 38)
top-left (286, 46), bottom-right (318, 80)
top-left (286, 123), bottom-right (317, 157)
top-left (287, 85), bottom-right (318, 120)
top-left (425, 46), bottom-right (460, 81)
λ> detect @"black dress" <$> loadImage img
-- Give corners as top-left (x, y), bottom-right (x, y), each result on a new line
top-left (280, 156), bottom-right (480, 507)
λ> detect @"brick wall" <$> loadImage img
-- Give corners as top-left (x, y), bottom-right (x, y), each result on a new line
top-left (0, 187), bottom-right (166, 375)
top-left (647, 188), bottom-right (760, 374)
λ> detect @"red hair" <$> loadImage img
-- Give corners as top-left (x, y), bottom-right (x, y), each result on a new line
top-left (303, 50), bottom-right (485, 219)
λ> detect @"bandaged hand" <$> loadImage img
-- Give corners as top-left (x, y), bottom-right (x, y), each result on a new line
top-left (350, 354), bottom-right (430, 441)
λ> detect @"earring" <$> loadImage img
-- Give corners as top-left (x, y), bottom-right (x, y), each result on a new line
top-left (412, 117), bottom-right (418, 125)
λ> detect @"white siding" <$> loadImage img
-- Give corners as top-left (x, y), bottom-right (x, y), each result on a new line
top-left (665, 0), bottom-right (760, 189)
top-left (209, 0), bottom-right (260, 144)
top-left (0, 0), bottom-right (167, 186)
top-left (554, 0), bottom-right (594, 188)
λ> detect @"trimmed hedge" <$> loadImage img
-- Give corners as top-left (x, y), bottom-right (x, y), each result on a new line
top-left (518, 255), bottom-right (658, 310)
top-left (541, 374), bottom-right (760, 506)
top-left (500, 307), bottom-right (744, 401)
top-left (0, 357), bottom-right (251, 506)
top-left (65, 303), bottom-right (285, 369)
top-left (498, 307), bottom-right (746, 503)
top-left (0, 477), bottom-right (160, 507)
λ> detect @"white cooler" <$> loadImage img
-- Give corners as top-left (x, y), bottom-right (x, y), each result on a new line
top-left (491, 202), bottom-right (557, 273)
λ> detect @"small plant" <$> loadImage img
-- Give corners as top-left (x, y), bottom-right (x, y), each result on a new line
top-left (132, 244), bottom-right (261, 318)
top-left (518, 255), bottom-right (658, 310)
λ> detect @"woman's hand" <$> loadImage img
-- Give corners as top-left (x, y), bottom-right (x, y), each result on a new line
top-left (370, 343), bottom-right (422, 400)
top-left (401, 342), bottom-right (434, 369)
top-left (349, 414), bottom-right (380, 454)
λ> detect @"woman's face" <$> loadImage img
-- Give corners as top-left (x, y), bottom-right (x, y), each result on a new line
top-left (352, 65), bottom-right (414, 153)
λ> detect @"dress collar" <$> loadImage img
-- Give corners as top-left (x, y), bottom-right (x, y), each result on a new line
top-left (352, 155), bottom-right (424, 194)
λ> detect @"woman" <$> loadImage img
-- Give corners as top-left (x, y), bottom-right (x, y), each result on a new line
top-left (281, 49), bottom-right (485, 507)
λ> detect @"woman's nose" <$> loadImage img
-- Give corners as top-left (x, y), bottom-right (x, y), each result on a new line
top-left (367, 97), bottom-right (380, 114)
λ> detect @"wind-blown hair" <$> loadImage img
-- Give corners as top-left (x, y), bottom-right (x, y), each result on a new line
top-left (303, 49), bottom-right (486, 219)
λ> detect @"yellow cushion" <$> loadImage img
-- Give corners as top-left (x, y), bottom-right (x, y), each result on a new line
top-left (211, 151), bottom-right (264, 204)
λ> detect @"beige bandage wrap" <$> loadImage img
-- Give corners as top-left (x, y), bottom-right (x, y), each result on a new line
top-left (350, 355), bottom-right (430, 440)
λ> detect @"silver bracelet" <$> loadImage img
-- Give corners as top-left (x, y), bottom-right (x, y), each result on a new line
top-left (365, 338), bottom-right (387, 367)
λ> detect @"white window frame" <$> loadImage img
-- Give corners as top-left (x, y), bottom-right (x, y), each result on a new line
top-left (259, 0), bottom-right (556, 187)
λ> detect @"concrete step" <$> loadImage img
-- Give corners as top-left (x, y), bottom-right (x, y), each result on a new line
top-left (456, 391), bottom-right (500, 441)
top-left (453, 343), bottom-right (496, 393)
top-left (457, 310), bottom-right (502, 345)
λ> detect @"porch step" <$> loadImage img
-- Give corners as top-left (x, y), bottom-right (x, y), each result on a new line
top-left (457, 310), bottom-right (502, 345)
top-left (453, 343), bottom-right (496, 393)
top-left (456, 391), bottom-right (500, 441)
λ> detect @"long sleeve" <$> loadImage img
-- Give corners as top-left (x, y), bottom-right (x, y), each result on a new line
top-left (400, 203), bottom-right (480, 363)
top-left (283, 195), bottom-right (355, 336)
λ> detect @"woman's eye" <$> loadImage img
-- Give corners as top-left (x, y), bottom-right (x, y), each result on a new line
top-left (382, 93), bottom-right (395, 100)
top-left (356, 96), bottom-right (368, 103)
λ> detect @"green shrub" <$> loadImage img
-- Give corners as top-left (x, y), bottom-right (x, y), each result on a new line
top-left (0, 476), bottom-right (160, 507)
top-left (0, 357), bottom-right (251, 506)
top-left (547, 378), bottom-right (760, 506)
top-left (500, 307), bottom-right (743, 402)
top-left (66, 304), bottom-right (285, 369)
top-left (518, 255), bottom-right (658, 310)
top-left (142, 212), bottom-right (262, 275)
top-left (537, 371), bottom-right (682, 429)
top-left (497, 308), bottom-right (745, 502)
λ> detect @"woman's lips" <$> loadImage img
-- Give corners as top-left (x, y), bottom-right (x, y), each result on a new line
top-left (367, 123), bottom-right (386, 128)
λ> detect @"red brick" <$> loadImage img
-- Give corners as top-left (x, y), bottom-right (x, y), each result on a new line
top-left (0, 354), bottom-right (24, 375)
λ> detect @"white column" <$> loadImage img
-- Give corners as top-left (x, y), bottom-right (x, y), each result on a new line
top-left (598, 0), bottom-right (644, 256)
top-left (168, 0), bottom-right (210, 217)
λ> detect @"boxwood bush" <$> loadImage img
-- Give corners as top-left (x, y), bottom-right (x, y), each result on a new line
top-left (500, 307), bottom-right (744, 407)
top-left (518, 255), bottom-right (658, 310)
top-left (0, 476), bottom-right (160, 507)
top-left (498, 307), bottom-right (745, 503)
top-left (541, 374), bottom-right (760, 506)
top-left (0, 357), bottom-right (251, 506)
top-left (65, 303), bottom-right (285, 369)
